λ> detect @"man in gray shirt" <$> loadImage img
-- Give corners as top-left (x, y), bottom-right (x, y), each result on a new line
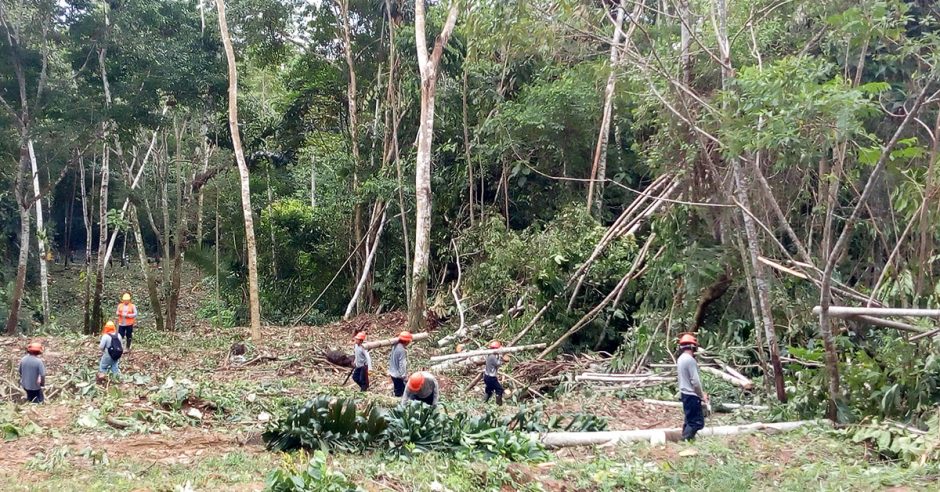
top-left (19, 342), bottom-right (46, 403)
top-left (389, 331), bottom-right (412, 396)
top-left (403, 371), bottom-right (439, 406)
top-left (677, 333), bottom-right (708, 440)
top-left (483, 341), bottom-right (506, 405)
top-left (352, 331), bottom-right (372, 391)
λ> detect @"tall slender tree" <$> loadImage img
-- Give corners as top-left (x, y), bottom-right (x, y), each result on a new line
top-left (215, 0), bottom-right (262, 340)
top-left (408, 0), bottom-right (461, 331)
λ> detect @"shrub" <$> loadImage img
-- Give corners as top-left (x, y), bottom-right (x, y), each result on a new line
top-left (265, 451), bottom-right (360, 492)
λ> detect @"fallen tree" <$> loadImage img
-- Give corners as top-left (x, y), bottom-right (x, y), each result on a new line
top-left (363, 332), bottom-right (429, 350)
top-left (642, 398), bottom-right (769, 412)
top-left (532, 420), bottom-right (827, 447)
top-left (701, 366), bottom-right (753, 389)
top-left (429, 343), bottom-right (546, 363)
top-left (437, 298), bottom-right (526, 347)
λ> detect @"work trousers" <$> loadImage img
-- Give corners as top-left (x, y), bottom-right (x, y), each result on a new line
top-left (681, 393), bottom-right (705, 441)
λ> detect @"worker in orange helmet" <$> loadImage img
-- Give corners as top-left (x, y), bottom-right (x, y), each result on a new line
top-left (351, 331), bottom-right (372, 391)
top-left (115, 292), bottom-right (138, 351)
top-left (19, 342), bottom-right (47, 403)
top-left (388, 331), bottom-right (412, 397)
top-left (98, 321), bottom-right (125, 379)
top-left (483, 341), bottom-right (508, 405)
top-left (402, 371), bottom-right (439, 406)
top-left (677, 333), bottom-right (708, 440)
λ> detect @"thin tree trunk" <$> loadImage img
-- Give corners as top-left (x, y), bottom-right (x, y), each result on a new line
top-left (586, 0), bottom-right (627, 215)
top-left (28, 140), bottom-right (50, 324)
top-left (130, 204), bottom-right (164, 331)
top-left (338, 0), bottom-right (365, 293)
top-left (714, 0), bottom-right (785, 402)
top-left (310, 153), bottom-right (317, 208)
top-left (679, 0), bottom-right (692, 85)
top-left (408, 0), bottom-right (460, 331)
top-left (462, 67), bottom-right (474, 225)
top-left (6, 146), bottom-right (31, 335)
top-left (915, 109), bottom-right (940, 297)
top-left (216, 0), bottom-right (262, 340)
top-left (344, 206), bottom-right (388, 319)
top-left (92, 141), bottom-right (110, 332)
top-left (81, 154), bottom-right (95, 334)
top-left (196, 134), bottom-right (211, 248)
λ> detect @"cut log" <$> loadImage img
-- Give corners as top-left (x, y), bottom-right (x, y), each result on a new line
top-left (812, 306), bottom-right (940, 318)
top-left (362, 332), bottom-right (429, 350)
top-left (437, 299), bottom-right (525, 347)
top-left (701, 366), bottom-right (753, 389)
top-left (429, 343), bottom-right (546, 363)
top-left (642, 398), bottom-right (768, 412)
top-left (532, 420), bottom-right (827, 448)
top-left (849, 315), bottom-right (927, 334)
top-left (575, 374), bottom-right (673, 383)
top-left (430, 355), bottom-right (485, 372)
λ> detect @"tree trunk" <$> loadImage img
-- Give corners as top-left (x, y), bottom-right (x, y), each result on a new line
top-left (28, 140), bottom-right (50, 324)
top-left (81, 154), bottom-right (95, 334)
top-left (338, 0), bottom-right (365, 297)
top-left (216, 0), bottom-right (262, 340)
top-left (586, 0), bottom-right (627, 215)
top-left (5, 147), bottom-right (31, 335)
top-left (92, 142), bottom-right (110, 332)
top-left (130, 204), bottom-right (164, 331)
top-left (915, 109), bottom-right (940, 297)
top-left (409, 0), bottom-right (460, 331)
top-left (196, 135), bottom-right (211, 249)
top-left (714, 0), bottom-right (786, 402)
top-left (344, 206), bottom-right (387, 320)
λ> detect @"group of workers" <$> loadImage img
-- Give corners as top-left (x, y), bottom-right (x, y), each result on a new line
top-left (18, 292), bottom-right (710, 441)
top-left (17, 293), bottom-right (137, 402)
top-left (351, 330), bottom-right (509, 406)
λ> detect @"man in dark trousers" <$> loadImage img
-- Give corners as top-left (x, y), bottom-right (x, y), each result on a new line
top-left (483, 340), bottom-right (507, 405)
top-left (388, 331), bottom-right (412, 397)
top-left (19, 342), bottom-right (47, 403)
top-left (351, 331), bottom-right (372, 391)
top-left (677, 333), bottom-right (708, 440)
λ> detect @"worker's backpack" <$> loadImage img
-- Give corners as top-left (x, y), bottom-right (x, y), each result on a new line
top-left (108, 334), bottom-right (124, 361)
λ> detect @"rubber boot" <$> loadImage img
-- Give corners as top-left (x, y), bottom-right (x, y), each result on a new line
top-left (483, 393), bottom-right (491, 403)
top-left (496, 394), bottom-right (503, 406)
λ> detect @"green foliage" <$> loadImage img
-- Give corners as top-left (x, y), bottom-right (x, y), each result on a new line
top-left (264, 398), bottom-right (547, 462)
top-left (262, 397), bottom-right (387, 453)
top-left (265, 451), bottom-right (360, 492)
top-left (845, 416), bottom-right (940, 464)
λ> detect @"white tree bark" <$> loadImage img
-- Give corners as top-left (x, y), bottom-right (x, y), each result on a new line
top-left (361, 332), bottom-right (429, 350)
top-left (343, 207), bottom-right (387, 319)
top-left (586, 0), bottom-right (627, 214)
top-left (28, 140), bottom-right (50, 324)
top-left (533, 420), bottom-right (827, 448)
top-left (216, 0), bottom-right (262, 340)
top-left (429, 343), bottom-right (546, 363)
top-left (408, 0), bottom-right (460, 331)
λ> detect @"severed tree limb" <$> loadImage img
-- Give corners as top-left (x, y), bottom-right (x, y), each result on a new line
top-left (533, 420), bottom-right (827, 448)
top-left (429, 343), bottom-right (546, 363)
top-left (362, 332), bottom-right (429, 350)
top-left (701, 366), bottom-right (753, 389)
top-left (540, 233), bottom-right (656, 358)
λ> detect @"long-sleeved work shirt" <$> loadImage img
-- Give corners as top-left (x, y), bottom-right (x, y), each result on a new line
top-left (484, 353), bottom-right (503, 378)
top-left (19, 354), bottom-right (46, 391)
top-left (354, 344), bottom-right (372, 370)
top-left (388, 342), bottom-right (407, 378)
top-left (677, 351), bottom-right (704, 398)
top-left (402, 371), bottom-right (439, 406)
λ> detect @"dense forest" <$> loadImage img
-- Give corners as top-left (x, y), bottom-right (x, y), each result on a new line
top-left (2, 0), bottom-right (940, 467)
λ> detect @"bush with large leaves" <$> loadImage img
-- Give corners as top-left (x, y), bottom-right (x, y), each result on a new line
top-left (262, 397), bottom-right (387, 452)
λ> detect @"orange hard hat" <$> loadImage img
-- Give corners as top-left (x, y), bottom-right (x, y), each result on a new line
top-left (398, 331), bottom-right (413, 343)
top-left (27, 342), bottom-right (43, 354)
top-left (678, 333), bottom-right (699, 346)
top-left (353, 331), bottom-right (367, 342)
top-left (103, 321), bottom-right (116, 334)
top-left (407, 372), bottom-right (425, 392)
top-left (489, 341), bottom-right (502, 349)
